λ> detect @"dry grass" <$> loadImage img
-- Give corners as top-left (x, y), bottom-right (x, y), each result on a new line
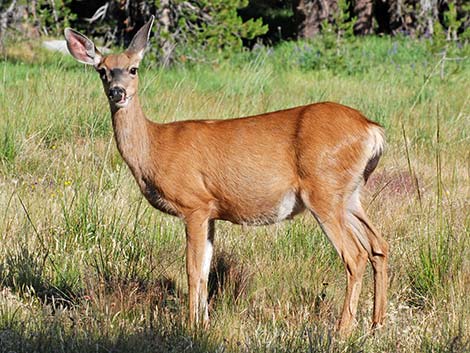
top-left (0, 36), bottom-right (469, 352)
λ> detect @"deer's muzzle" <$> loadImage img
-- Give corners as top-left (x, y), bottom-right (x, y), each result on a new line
top-left (108, 86), bottom-right (126, 103)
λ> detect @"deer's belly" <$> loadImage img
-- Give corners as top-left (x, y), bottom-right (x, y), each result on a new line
top-left (218, 190), bottom-right (306, 226)
top-left (138, 175), bottom-right (305, 224)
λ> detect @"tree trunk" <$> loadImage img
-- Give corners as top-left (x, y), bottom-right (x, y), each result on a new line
top-left (293, 0), bottom-right (337, 39)
top-left (0, 0), bottom-right (17, 50)
top-left (158, 0), bottom-right (174, 67)
top-left (353, 0), bottom-right (374, 34)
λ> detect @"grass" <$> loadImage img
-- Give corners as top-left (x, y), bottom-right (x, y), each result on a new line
top-left (0, 35), bottom-right (469, 352)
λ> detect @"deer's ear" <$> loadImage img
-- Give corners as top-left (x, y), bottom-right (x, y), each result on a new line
top-left (64, 28), bottom-right (102, 66)
top-left (127, 15), bottom-right (155, 60)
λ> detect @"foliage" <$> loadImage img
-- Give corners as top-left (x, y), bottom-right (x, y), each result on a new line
top-left (195, 0), bottom-right (267, 50)
top-left (332, 0), bottom-right (356, 39)
top-left (34, 0), bottom-right (76, 34)
top-left (294, 0), bottom-right (359, 73)
top-left (238, 0), bottom-right (297, 42)
top-left (156, 0), bottom-right (268, 63)
top-left (424, 1), bottom-right (470, 81)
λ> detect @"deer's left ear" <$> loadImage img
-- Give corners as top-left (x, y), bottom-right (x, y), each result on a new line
top-left (64, 28), bottom-right (102, 66)
top-left (127, 15), bottom-right (155, 60)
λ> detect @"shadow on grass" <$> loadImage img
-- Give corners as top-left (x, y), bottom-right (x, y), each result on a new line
top-left (0, 246), bottom-right (81, 307)
top-left (208, 250), bottom-right (253, 306)
top-left (0, 250), bottom-right (249, 353)
top-left (0, 323), bottom-right (224, 353)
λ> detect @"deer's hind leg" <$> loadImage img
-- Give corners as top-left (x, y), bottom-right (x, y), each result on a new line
top-left (302, 189), bottom-right (369, 336)
top-left (346, 187), bottom-right (389, 328)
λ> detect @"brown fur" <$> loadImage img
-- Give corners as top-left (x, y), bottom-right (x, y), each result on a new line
top-left (65, 18), bottom-right (389, 335)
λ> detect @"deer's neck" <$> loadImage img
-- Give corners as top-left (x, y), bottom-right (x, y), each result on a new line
top-left (110, 96), bottom-right (154, 182)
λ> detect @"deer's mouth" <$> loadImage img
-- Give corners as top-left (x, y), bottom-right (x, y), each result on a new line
top-left (113, 95), bottom-right (129, 107)
top-left (109, 93), bottom-right (133, 109)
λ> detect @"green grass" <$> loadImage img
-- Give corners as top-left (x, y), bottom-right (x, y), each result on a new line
top-left (0, 36), bottom-right (469, 352)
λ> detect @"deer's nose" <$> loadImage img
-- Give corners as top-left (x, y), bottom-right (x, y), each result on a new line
top-left (108, 86), bottom-right (126, 102)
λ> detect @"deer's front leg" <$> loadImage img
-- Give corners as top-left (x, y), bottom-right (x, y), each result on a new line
top-left (185, 215), bottom-right (214, 327)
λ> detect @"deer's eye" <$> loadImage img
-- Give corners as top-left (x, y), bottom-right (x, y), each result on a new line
top-left (129, 67), bottom-right (138, 75)
top-left (97, 68), bottom-right (107, 80)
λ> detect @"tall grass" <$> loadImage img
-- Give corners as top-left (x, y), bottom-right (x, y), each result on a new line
top-left (0, 36), bottom-right (469, 352)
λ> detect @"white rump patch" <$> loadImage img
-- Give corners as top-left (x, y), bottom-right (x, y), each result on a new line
top-left (277, 190), bottom-right (297, 221)
top-left (368, 125), bottom-right (386, 158)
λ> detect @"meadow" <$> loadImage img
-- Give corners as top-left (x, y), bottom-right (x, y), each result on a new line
top-left (0, 36), bottom-right (469, 352)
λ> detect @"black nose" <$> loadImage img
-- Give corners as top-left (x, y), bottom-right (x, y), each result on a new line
top-left (108, 86), bottom-right (126, 102)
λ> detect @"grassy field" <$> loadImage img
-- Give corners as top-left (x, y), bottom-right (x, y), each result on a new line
top-left (0, 36), bottom-right (469, 352)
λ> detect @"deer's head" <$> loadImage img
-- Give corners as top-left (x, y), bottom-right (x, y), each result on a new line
top-left (64, 17), bottom-right (154, 109)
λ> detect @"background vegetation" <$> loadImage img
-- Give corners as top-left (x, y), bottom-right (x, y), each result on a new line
top-left (1, 0), bottom-right (469, 63)
top-left (0, 1), bottom-right (469, 352)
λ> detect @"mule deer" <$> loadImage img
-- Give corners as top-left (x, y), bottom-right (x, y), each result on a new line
top-left (64, 16), bottom-right (388, 335)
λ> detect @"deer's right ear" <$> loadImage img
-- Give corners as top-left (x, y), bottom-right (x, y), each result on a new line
top-left (64, 28), bottom-right (102, 66)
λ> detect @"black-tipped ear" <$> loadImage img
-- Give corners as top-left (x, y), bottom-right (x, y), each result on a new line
top-left (64, 28), bottom-right (102, 66)
top-left (127, 15), bottom-right (155, 59)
